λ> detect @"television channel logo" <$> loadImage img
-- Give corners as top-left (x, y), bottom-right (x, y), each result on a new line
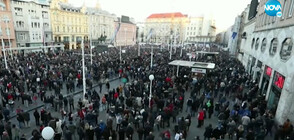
top-left (264, 0), bottom-right (282, 17)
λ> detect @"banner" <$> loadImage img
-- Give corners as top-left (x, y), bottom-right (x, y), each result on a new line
top-left (191, 68), bottom-right (206, 74)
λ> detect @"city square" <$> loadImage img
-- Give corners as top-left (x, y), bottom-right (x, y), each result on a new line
top-left (0, 0), bottom-right (293, 140)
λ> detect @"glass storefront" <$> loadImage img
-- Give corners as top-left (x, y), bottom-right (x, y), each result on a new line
top-left (267, 71), bottom-right (285, 115)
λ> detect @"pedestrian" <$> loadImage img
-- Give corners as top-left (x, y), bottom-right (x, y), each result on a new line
top-left (197, 109), bottom-right (205, 128)
top-left (33, 109), bottom-right (40, 126)
top-left (11, 124), bottom-right (20, 140)
top-left (203, 124), bottom-right (213, 140)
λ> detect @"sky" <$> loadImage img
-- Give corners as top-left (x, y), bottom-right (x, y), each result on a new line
top-left (69, 0), bottom-right (252, 33)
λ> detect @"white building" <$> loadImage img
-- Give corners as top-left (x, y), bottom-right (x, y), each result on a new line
top-left (185, 17), bottom-right (216, 44)
top-left (136, 23), bottom-right (145, 43)
top-left (239, 0), bottom-right (294, 124)
top-left (85, 6), bottom-right (116, 46)
top-left (11, 0), bottom-right (53, 47)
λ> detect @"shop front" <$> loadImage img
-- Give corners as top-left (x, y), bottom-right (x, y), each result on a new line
top-left (267, 71), bottom-right (285, 115)
top-left (256, 60), bottom-right (262, 82)
top-left (261, 65), bottom-right (272, 96)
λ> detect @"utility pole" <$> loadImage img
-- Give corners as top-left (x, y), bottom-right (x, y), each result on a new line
top-left (3, 17), bottom-right (12, 59)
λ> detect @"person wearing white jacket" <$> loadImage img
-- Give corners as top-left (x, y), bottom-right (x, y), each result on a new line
top-left (174, 131), bottom-right (182, 140)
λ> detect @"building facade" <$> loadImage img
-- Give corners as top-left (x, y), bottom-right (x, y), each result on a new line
top-left (0, 0), bottom-right (16, 54)
top-left (85, 6), bottom-right (116, 46)
top-left (115, 16), bottom-right (136, 46)
top-left (144, 12), bottom-right (189, 45)
top-left (50, 0), bottom-right (88, 49)
top-left (238, 0), bottom-right (294, 124)
top-left (228, 16), bottom-right (242, 56)
top-left (11, 0), bottom-right (52, 48)
top-left (185, 17), bottom-right (216, 44)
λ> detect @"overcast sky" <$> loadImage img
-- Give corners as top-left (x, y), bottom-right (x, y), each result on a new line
top-left (69, 0), bottom-right (251, 33)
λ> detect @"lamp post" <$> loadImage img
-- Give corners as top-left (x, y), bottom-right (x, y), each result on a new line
top-left (0, 26), bottom-right (8, 69)
top-left (150, 43), bottom-right (153, 69)
top-left (89, 17), bottom-right (93, 65)
top-left (138, 43), bottom-right (140, 56)
top-left (81, 39), bottom-right (86, 99)
top-left (180, 41), bottom-right (183, 57)
top-left (169, 35), bottom-right (172, 60)
top-left (3, 17), bottom-right (12, 60)
top-left (148, 74), bottom-right (154, 108)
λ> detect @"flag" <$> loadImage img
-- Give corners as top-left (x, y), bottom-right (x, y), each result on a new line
top-left (146, 28), bottom-right (154, 41)
top-left (232, 32), bottom-right (237, 39)
top-left (110, 23), bottom-right (121, 44)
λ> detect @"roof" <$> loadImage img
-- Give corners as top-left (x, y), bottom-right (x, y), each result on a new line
top-left (12, 0), bottom-right (49, 5)
top-left (168, 60), bottom-right (215, 69)
top-left (147, 12), bottom-right (187, 19)
top-left (59, 2), bottom-right (82, 10)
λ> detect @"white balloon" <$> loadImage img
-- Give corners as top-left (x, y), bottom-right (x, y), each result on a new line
top-left (42, 127), bottom-right (55, 140)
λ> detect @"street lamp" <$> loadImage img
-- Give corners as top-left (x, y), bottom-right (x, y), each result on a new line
top-left (148, 74), bottom-right (154, 108)
top-left (0, 25), bottom-right (8, 69)
top-left (89, 17), bottom-right (93, 65)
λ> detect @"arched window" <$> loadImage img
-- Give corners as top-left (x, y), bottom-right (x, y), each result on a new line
top-left (255, 38), bottom-right (260, 50)
top-left (269, 38), bottom-right (278, 56)
top-left (251, 38), bottom-right (255, 49)
top-left (280, 38), bottom-right (293, 60)
top-left (261, 38), bottom-right (267, 52)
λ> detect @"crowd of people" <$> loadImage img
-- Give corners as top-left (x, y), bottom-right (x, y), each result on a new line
top-left (0, 45), bottom-right (292, 140)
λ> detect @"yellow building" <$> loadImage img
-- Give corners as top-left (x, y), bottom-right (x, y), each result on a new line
top-left (50, 0), bottom-right (89, 49)
top-left (145, 12), bottom-right (189, 44)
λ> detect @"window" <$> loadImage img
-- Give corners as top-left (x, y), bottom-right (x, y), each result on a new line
top-left (14, 8), bottom-right (23, 16)
top-left (274, 72), bottom-right (285, 89)
top-left (269, 38), bottom-right (278, 56)
top-left (31, 23), bottom-right (33, 28)
top-left (251, 38), bottom-right (255, 49)
top-left (42, 11), bottom-right (48, 19)
top-left (0, 5), bottom-right (6, 11)
top-left (282, 0), bottom-right (288, 19)
top-left (261, 38), bottom-right (267, 52)
top-left (5, 28), bottom-right (10, 36)
top-left (289, 0), bottom-right (294, 17)
top-left (18, 33), bottom-right (25, 41)
top-left (280, 38), bottom-right (292, 60)
top-left (255, 38), bottom-right (260, 50)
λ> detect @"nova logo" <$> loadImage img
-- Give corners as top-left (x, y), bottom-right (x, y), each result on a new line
top-left (264, 0), bottom-right (282, 17)
top-left (264, 5), bottom-right (281, 11)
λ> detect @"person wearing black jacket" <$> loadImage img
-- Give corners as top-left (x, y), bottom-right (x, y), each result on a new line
top-left (203, 124), bottom-right (213, 140)
top-left (137, 126), bottom-right (144, 140)
top-left (33, 109), bottom-right (40, 126)
top-left (126, 124), bottom-right (134, 140)
top-left (118, 128), bottom-right (125, 140)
